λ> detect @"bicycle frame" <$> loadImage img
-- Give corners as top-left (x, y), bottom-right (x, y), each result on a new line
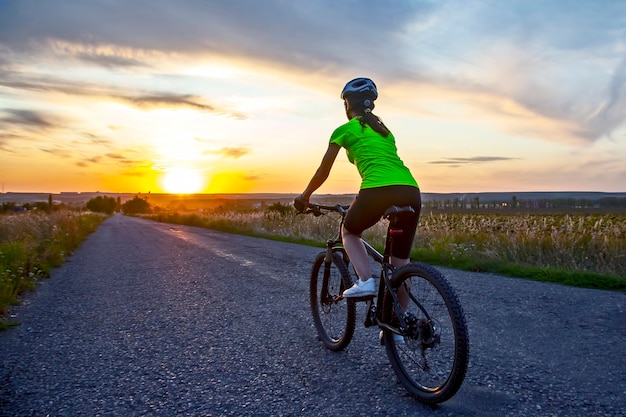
top-left (317, 204), bottom-right (423, 334)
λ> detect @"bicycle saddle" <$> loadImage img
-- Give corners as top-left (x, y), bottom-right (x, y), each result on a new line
top-left (383, 205), bottom-right (415, 219)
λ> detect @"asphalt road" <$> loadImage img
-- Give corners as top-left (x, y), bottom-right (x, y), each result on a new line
top-left (0, 214), bottom-right (624, 417)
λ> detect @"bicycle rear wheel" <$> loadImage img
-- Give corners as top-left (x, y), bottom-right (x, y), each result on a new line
top-left (310, 250), bottom-right (356, 351)
top-left (382, 262), bottom-right (469, 403)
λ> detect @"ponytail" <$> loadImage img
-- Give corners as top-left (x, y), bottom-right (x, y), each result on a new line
top-left (359, 111), bottom-right (390, 137)
top-left (351, 107), bottom-right (389, 137)
top-left (346, 94), bottom-right (391, 137)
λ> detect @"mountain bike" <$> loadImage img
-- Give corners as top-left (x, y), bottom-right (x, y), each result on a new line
top-left (305, 203), bottom-right (469, 404)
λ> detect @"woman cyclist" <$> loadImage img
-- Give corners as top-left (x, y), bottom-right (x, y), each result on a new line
top-left (294, 77), bottom-right (421, 298)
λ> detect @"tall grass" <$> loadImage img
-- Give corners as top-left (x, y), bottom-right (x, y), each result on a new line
top-left (414, 213), bottom-right (625, 288)
top-left (145, 210), bottom-right (625, 290)
top-left (0, 210), bottom-right (105, 328)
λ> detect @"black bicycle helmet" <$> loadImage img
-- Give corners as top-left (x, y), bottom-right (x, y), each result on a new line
top-left (340, 77), bottom-right (378, 100)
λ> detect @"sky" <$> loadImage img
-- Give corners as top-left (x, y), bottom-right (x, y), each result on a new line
top-left (0, 0), bottom-right (625, 195)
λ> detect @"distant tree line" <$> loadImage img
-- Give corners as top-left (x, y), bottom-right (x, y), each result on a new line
top-left (0, 194), bottom-right (56, 213)
top-left (2, 194), bottom-right (624, 216)
top-left (85, 195), bottom-right (151, 215)
top-left (423, 196), bottom-right (626, 210)
top-left (0, 194), bottom-right (153, 216)
top-left (515, 197), bottom-right (626, 209)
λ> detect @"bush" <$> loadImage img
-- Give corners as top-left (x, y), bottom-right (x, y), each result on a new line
top-left (265, 202), bottom-right (295, 217)
top-left (122, 196), bottom-right (151, 214)
top-left (86, 196), bottom-right (118, 214)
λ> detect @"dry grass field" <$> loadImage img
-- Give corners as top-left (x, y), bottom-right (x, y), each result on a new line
top-left (0, 211), bottom-right (104, 327)
top-left (146, 207), bottom-right (625, 288)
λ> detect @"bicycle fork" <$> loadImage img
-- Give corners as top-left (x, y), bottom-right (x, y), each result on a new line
top-left (322, 239), bottom-right (345, 304)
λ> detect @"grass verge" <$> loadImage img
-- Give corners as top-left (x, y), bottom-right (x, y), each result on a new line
top-left (411, 249), bottom-right (626, 291)
top-left (0, 211), bottom-right (106, 329)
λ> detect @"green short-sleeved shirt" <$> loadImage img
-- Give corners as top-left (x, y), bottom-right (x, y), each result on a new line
top-left (329, 117), bottom-right (419, 189)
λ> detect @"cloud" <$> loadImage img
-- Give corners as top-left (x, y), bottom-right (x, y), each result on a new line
top-left (73, 151), bottom-right (146, 169)
top-left (0, 70), bottom-right (247, 119)
top-left (0, 0), bottom-right (624, 145)
top-left (0, 108), bottom-right (69, 153)
top-left (105, 153), bottom-right (128, 160)
top-left (429, 156), bottom-right (519, 167)
top-left (75, 52), bottom-right (146, 68)
top-left (413, 1), bottom-right (626, 142)
top-left (82, 132), bottom-right (114, 147)
top-left (205, 147), bottom-right (251, 159)
top-left (0, 109), bottom-right (58, 130)
top-left (76, 155), bottom-right (103, 167)
top-left (111, 93), bottom-right (246, 119)
top-left (0, 133), bottom-right (23, 152)
top-left (40, 147), bottom-right (73, 159)
top-left (586, 56), bottom-right (626, 140)
top-left (0, 1), bottom-right (430, 66)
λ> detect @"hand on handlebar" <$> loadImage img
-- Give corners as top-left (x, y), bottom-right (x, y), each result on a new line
top-left (293, 195), bottom-right (309, 212)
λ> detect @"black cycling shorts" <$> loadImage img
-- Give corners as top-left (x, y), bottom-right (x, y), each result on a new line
top-left (344, 185), bottom-right (421, 259)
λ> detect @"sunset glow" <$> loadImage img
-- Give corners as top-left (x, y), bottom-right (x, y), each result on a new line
top-left (0, 1), bottom-right (625, 195)
top-left (160, 168), bottom-right (205, 194)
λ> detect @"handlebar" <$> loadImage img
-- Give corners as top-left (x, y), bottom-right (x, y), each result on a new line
top-left (304, 203), bottom-right (350, 217)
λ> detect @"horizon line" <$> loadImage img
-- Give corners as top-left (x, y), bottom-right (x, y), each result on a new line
top-left (2, 190), bottom-right (626, 196)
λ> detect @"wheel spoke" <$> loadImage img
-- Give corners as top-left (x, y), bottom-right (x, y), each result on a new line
top-left (310, 251), bottom-right (356, 351)
top-left (383, 263), bottom-right (469, 403)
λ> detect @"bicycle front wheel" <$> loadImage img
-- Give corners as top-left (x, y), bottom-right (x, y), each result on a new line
top-left (382, 262), bottom-right (469, 404)
top-left (310, 250), bottom-right (356, 351)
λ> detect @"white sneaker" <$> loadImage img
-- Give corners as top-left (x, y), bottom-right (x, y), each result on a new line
top-left (342, 277), bottom-right (376, 298)
top-left (379, 330), bottom-right (405, 345)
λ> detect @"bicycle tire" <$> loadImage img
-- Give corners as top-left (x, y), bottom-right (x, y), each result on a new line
top-left (381, 262), bottom-right (469, 403)
top-left (310, 250), bottom-right (356, 351)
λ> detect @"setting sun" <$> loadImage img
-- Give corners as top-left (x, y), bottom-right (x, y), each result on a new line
top-left (160, 168), bottom-right (205, 194)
